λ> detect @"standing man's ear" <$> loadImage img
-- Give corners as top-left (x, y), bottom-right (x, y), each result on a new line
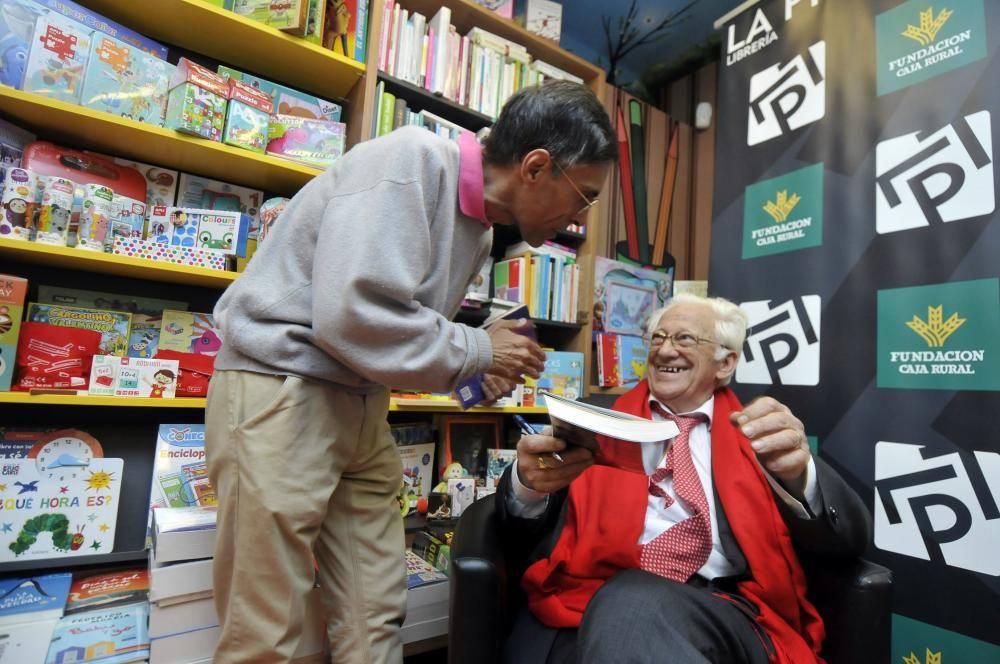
top-left (520, 149), bottom-right (552, 183)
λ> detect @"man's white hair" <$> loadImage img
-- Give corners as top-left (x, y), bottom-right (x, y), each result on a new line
top-left (645, 293), bottom-right (748, 385)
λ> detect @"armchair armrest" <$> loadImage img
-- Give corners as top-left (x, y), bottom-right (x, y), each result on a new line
top-left (448, 494), bottom-right (506, 664)
top-left (804, 557), bottom-right (893, 664)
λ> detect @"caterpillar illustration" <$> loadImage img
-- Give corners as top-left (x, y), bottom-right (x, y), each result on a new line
top-left (9, 513), bottom-right (72, 556)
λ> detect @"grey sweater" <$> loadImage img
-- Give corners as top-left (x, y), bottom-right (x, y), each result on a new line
top-left (212, 126), bottom-right (494, 394)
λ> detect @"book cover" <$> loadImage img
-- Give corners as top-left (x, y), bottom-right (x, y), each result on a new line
top-left (535, 351), bottom-right (584, 405)
top-left (397, 441), bottom-right (435, 510)
top-left (617, 335), bottom-right (649, 387)
top-left (147, 425), bottom-right (214, 546)
top-left (25, 302), bottom-right (132, 357)
top-left (454, 304), bottom-right (535, 409)
top-left (405, 549), bottom-right (447, 589)
top-left (65, 569), bottom-right (149, 614)
top-left (592, 256), bottom-right (673, 339)
top-left (157, 310), bottom-right (221, 356)
top-left (0, 456), bottom-right (124, 563)
top-left (0, 617), bottom-right (59, 664)
top-left (486, 448), bottom-right (517, 488)
top-left (46, 603), bottom-right (150, 664)
top-left (0, 572), bottom-right (71, 625)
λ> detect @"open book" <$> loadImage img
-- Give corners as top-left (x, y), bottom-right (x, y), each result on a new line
top-left (539, 391), bottom-right (679, 475)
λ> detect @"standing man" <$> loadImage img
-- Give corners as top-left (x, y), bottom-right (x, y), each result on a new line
top-left (500, 293), bottom-right (871, 663)
top-left (206, 80), bottom-right (617, 663)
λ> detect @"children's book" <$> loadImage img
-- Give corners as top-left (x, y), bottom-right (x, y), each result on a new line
top-left (534, 351), bottom-right (584, 406)
top-left (147, 425), bottom-right (214, 547)
top-left (592, 256), bottom-right (673, 338)
top-left (46, 603), bottom-right (150, 664)
top-left (25, 302), bottom-right (132, 357)
top-left (157, 310), bottom-right (221, 356)
top-left (0, 617), bottom-right (60, 664)
top-left (0, 450), bottom-right (123, 563)
top-left (88, 355), bottom-right (180, 398)
top-left (0, 572), bottom-right (71, 624)
top-left (397, 441), bottom-right (435, 513)
top-left (486, 448), bottom-right (517, 488)
top-left (405, 549), bottom-right (447, 589)
top-left (617, 335), bottom-right (649, 387)
top-left (64, 569), bottom-right (149, 614)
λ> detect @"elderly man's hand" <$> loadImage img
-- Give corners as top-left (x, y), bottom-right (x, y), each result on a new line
top-left (730, 396), bottom-right (811, 498)
top-left (516, 433), bottom-right (593, 494)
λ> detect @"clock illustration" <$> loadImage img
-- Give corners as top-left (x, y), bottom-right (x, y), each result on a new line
top-left (27, 430), bottom-right (105, 481)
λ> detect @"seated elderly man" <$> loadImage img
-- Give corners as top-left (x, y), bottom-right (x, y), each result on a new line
top-left (497, 293), bottom-right (871, 664)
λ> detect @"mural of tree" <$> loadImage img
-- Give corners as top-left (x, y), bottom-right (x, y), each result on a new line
top-left (602, 0), bottom-right (700, 87)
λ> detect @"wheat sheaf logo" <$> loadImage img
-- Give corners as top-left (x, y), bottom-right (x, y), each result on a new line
top-left (902, 7), bottom-right (954, 46)
top-left (903, 649), bottom-right (941, 664)
top-left (906, 305), bottom-right (965, 347)
top-left (763, 191), bottom-right (801, 223)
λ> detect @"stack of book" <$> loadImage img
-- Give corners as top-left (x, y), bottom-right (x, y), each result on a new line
top-left (148, 506), bottom-right (327, 663)
top-left (0, 572), bottom-right (71, 663)
top-left (403, 549), bottom-right (449, 645)
top-left (48, 570), bottom-right (151, 664)
top-left (148, 506), bottom-right (219, 664)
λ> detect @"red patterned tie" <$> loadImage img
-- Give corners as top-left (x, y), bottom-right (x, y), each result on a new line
top-left (640, 409), bottom-right (712, 582)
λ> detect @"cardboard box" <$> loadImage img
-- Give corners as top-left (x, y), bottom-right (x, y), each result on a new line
top-left (218, 65), bottom-right (342, 121)
top-left (520, 0), bottom-right (561, 42)
top-left (0, 275), bottom-right (28, 391)
top-left (22, 11), bottom-right (92, 104)
top-left (266, 114), bottom-right (345, 169)
top-left (223, 78), bottom-right (273, 153)
top-left (165, 58), bottom-right (229, 141)
top-left (80, 33), bottom-right (173, 126)
top-left (88, 355), bottom-right (180, 398)
top-left (147, 206), bottom-right (250, 257)
top-left (112, 237), bottom-right (229, 271)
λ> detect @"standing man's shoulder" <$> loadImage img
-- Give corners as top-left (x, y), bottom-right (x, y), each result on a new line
top-left (353, 126), bottom-right (457, 174)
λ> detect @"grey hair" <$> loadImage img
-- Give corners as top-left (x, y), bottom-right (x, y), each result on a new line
top-left (646, 293), bottom-right (748, 385)
top-left (482, 80), bottom-right (617, 168)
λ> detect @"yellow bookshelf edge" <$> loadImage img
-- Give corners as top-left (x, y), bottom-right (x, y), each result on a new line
top-left (0, 88), bottom-right (322, 195)
top-left (0, 393), bottom-right (207, 408)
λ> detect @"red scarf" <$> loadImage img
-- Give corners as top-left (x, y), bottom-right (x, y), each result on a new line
top-left (521, 383), bottom-right (825, 663)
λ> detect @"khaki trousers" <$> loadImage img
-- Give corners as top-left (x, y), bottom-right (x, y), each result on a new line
top-left (205, 370), bottom-right (405, 664)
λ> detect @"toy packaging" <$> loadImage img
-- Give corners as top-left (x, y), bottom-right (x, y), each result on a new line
top-left (226, 0), bottom-right (270, 23)
top-left (22, 10), bottom-right (92, 104)
top-left (269, 0), bottom-right (309, 34)
top-left (106, 194), bottom-right (146, 249)
top-left (97, 155), bottom-right (177, 211)
top-left (88, 354), bottom-right (180, 398)
top-left (398, 441), bottom-right (435, 509)
top-left (26, 301), bottom-right (131, 356)
top-left (224, 78), bottom-right (273, 153)
top-left (1, 166), bottom-right (37, 241)
top-left (36, 0), bottom-right (167, 59)
top-left (165, 58), bottom-right (229, 141)
top-left (75, 182), bottom-right (112, 251)
top-left (176, 174), bottom-right (262, 235)
top-left (80, 33), bottom-right (173, 126)
top-left (148, 205), bottom-right (250, 257)
top-left (13, 321), bottom-right (101, 390)
top-left (34, 174), bottom-right (74, 246)
top-left (0, 118), bottom-right (36, 183)
top-left (158, 310), bottom-right (221, 356)
top-left (519, 0), bottom-right (562, 42)
top-left (111, 237), bottom-right (228, 271)
top-left (303, 0), bottom-right (325, 44)
top-left (218, 65), bottom-right (342, 121)
top-left (266, 113), bottom-right (345, 169)
top-left (0, 274), bottom-right (28, 391)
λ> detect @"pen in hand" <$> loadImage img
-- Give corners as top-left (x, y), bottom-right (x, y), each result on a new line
top-left (513, 414), bottom-right (563, 463)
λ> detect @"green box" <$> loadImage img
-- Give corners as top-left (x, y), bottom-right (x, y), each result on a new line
top-left (165, 83), bottom-right (228, 141)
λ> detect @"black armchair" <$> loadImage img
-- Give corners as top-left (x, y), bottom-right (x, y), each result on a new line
top-left (448, 494), bottom-right (892, 664)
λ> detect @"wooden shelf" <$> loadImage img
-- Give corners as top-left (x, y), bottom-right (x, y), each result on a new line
top-left (0, 549), bottom-right (148, 574)
top-left (390, 398), bottom-right (547, 413)
top-left (0, 393), bottom-right (207, 408)
top-left (81, 0), bottom-right (365, 100)
top-left (378, 72), bottom-right (494, 131)
top-left (0, 237), bottom-right (238, 289)
top-left (0, 87), bottom-right (321, 195)
top-left (399, 0), bottom-right (603, 83)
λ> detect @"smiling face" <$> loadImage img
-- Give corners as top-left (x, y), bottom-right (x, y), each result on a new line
top-left (646, 303), bottom-right (738, 413)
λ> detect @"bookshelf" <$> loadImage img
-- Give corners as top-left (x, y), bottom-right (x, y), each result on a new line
top-left (0, 393), bottom-right (207, 408)
top-left (377, 72), bottom-right (494, 131)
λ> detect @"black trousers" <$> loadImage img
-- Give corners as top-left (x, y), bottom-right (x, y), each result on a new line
top-left (503, 569), bottom-right (773, 664)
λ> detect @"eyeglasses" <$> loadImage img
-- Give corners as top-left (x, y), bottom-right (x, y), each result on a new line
top-left (646, 330), bottom-right (725, 350)
top-left (552, 160), bottom-right (598, 217)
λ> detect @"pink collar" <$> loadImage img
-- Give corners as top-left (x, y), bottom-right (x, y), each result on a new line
top-left (457, 131), bottom-right (491, 228)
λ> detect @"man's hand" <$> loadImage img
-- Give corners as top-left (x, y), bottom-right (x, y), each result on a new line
top-left (730, 396), bottom-right (811, 498)
top-left (480, 374), bottom-right (516, 406)
top-left (516, 433), bottom-right (593, 494)
top-left (487, 319), bottom-right (545, 382)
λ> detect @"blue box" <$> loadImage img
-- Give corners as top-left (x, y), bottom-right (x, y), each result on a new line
top-left (80, 33), bottom-right (173, 126)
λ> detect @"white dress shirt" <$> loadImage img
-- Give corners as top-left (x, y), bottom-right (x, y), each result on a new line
top-left (508, 395), bottom-right (822, 580)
